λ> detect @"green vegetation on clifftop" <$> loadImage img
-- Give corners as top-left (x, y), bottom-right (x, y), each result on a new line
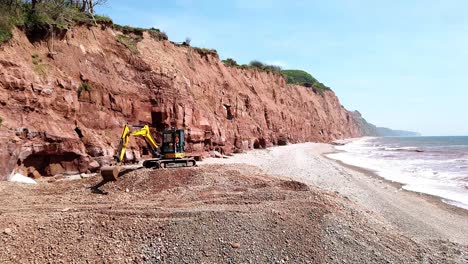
top-left (113, 24), bottom-right (168, 41)
top-left (221, 59), bottom-right (331, 92)
top-left (222, 58), bottom-right (238, 67)
top-left (0, 1), bottom-right (167, 45)
top-left (248, 60), bottom-right (282, 73)
top-left (281, 70), bottom-right (317, 84)
top-left (222, 58), bottom-right (282, 74)
top-left (281, 69), bottom-right (331, 92)
top-left (0, 2), bottom-right (22, 43)
top-left (0, 0), bottom-right (110, 43)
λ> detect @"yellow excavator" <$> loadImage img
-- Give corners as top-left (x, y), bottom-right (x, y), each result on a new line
top-left (100, 124), bottom-right (196, 181)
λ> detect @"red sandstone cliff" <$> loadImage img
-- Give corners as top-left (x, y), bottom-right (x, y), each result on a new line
top-left (0, 26), bottom-right (364, 179)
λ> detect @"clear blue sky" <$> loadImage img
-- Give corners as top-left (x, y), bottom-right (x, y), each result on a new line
top-left (96, 0), bottom-right (468, 136)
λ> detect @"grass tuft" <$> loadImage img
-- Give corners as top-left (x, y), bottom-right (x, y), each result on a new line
top-left (77, 82), bottom-right (92, 97)
top-left (31, 54), bottom-right (47, 77)
top-left (116, 34), bottom-right (139, 53)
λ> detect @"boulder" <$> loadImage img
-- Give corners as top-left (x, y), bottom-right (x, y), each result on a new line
top-left (210, 151), bottom-right (223, 158)
top-left (88, 160), bottom-right (100, 172)
top-left (8, 173), bottom-right (37, 184)
top-left (46, 163), bottom-right (65, 176)
top-left (27, 167), bottom-right (42, 179)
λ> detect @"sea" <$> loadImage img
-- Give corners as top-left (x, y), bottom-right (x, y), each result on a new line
top-left (327, 136), bottom-right (468, 210)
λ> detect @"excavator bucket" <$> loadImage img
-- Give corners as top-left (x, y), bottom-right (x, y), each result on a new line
top-left (100, 166), bottom-right (121, 182)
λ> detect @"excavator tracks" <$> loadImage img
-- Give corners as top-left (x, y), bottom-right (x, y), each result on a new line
top-left (143, 158), bottom-right (196, 169)
top-left (100, 158), bottom-right (197, 182)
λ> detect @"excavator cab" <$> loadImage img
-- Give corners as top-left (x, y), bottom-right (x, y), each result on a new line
top-left (161, 129), bottom-right (186, 159)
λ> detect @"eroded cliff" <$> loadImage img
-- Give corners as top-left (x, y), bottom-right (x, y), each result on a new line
top-left (0, 25), bottom-right (365, 179)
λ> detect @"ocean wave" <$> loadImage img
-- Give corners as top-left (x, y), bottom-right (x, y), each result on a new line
top-left (383, 147), bottom-right (425, 153)
top-left (328, 141), bottom-right (468, 210)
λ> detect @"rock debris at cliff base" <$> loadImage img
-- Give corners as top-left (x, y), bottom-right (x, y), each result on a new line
top-left (0, 165), bottom-right (465, 263)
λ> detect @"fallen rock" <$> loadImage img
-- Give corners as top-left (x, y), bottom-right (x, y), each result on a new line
top-left (210, 151), bottom-right (223, 158)
top-left (233, 148), bottom-right (243, 154)
top-left (27, 167), bottom-right (42, 179)
top-left (41, 87), bottom-right (53, 95)
top-left (86, 146), bottom-right (104, 157)
top-left (61, 175), bottom-right (82, 181)
top-left (88, 160), bottom-right (100, 172)
top-left (277, 137), bottom-right (288, 146)
top-left (230, 242), bottom-right (241, 248)
top-left (3, 228), bottom-right (12, 235)
top-left (80, 173), bottom-right (94, 179)
top-left (46, 163), bottom-right (65, 176)
top-left (8, 173), bottom-right (37, 184)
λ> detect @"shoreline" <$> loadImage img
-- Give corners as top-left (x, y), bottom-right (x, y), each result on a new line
top-left (323, 148), bottom-right (468, 217)
top-left (203, 142), bottom-right (468, 245)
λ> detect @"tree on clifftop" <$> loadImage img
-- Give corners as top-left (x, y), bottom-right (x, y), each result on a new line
top-left (79, 0), bottom-right (107, 14)
top-left (3, 1), bottom-right (108, 14)
top-left (0, 0), bottom-right (111, 43)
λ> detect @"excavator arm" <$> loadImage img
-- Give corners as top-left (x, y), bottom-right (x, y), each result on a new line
top-left (101, 124), bottom-right (196, 182)
top-left (114, 124), bottom-right (159, 163)
top-left (101, 124), bottom-right (159, 182)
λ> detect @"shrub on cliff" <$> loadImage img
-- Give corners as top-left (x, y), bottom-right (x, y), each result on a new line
top-left (114, 24), bottom-right (168, 42)
top-left (222, 58), bottom-right (239, 67)
top-left (113, 24), bottom-right (145, 35)
top-left (281, 69), bottom-right (331, 92)
top-left (310, 82), bottom-right (330, 92)
top-left (263, 64), bottom-right (282, 73)
top-left (93, 14), bottom-right (112, 24)
top-left (0, 2), bottom-right (24, 43)
top-left (77, 82), bottom-right (92, 97)
top-left (0, 116), bottom-right (2, 127)
top-left (248, 60), bottom-right (282, 73)
top-left (0, 26), bottom-right (13, 43)
top-left (249, 60), bottom-right (264, 69)
top-left (281, 69), bottom-right (317, 84)
top-left (193, 47), bottom-right (218, 58)
top-left (148, 27), bottom-right (168, 41)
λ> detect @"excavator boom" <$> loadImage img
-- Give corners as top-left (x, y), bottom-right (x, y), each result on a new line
top-left (114, 125), bottom-right (159, 163)
top-left (101, 124), bottom-right (159, 181)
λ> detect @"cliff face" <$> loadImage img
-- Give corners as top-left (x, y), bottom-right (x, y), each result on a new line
top-left (0, 26), bottom-right (364, 179)
top-left (350, 111), bottom-right (420, 137)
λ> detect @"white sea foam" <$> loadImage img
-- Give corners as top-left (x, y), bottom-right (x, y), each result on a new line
top-left (327, 137), bottom-right (468, 210)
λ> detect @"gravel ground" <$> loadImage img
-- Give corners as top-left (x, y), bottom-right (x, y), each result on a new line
top-left (0, 154), bottom-right (466, 263)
